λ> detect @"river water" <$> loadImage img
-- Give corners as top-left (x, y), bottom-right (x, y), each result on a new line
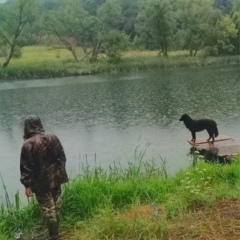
top-left (0, 64), bottom-right (240, 200)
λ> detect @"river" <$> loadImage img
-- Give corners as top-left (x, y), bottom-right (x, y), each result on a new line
top-left (0, 64), bottom-right (240, 200)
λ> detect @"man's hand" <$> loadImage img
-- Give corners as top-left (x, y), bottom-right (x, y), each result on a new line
top-left (25, 187), bottom-right (32, 197)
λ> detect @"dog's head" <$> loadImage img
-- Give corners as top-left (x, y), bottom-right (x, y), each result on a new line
top-left (179, 114), bottom-right (190, 121)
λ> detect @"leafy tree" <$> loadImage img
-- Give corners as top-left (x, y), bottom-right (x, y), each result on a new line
top-left (41, 0), bottom-right (99, 61)
top-left (0, 0), bottom-right (36, 68)
top-left (82, 0), bottom-right (139, 41)
top-left (4, 0), bottom-right (16, 5)
top-left (119, 0), bottom-right (139, 41)
top-left (232, 0), bottom-right (240, 54)
top-left (204, 15), bottom-right (237, 55)
top-left (215, 16), bottom-right (237, 54)
top-left (135, 0), bottom-right (176, 56)
top-left (41, 11), bottom-right (78, 61)
top-left (97, 0), bottom-right (122, 29)
top-left (177, 0), bottom-right (218, 56)
top-left (214, 0), bottom-right (233, 13)
top-left (82, 0), bottom-right (105, 15)
top-left (96, 0), bottom-right (129, 62)
top-left (41, 0), bottom-right (128, 62)
top-left (101, 30), bottom-right (130, 62)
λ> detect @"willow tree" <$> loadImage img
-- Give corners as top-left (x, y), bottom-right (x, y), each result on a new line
top-left (41, 0), bottom-right (99, 61)
top-left (96, 0), bottom-right (129, 62)
top-left (0, 0), bottom-right (36, 68)
top-left (176, 0), bottom-right (217, 56)
top-left (135, 0), bottom-right (176, 56)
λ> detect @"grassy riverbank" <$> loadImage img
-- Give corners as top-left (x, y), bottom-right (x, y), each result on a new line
top-left (1, 154), bottom-right (240, 239)
top-left (0, 46), bottom-right (239, 81)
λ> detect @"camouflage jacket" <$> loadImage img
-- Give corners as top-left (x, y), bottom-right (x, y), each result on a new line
top-left (20, 132), bottom-right (69, 193)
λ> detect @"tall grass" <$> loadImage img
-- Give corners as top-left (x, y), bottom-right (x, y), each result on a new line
top-left (0, 194), bottom-right (41, 239)
top-left (61, 152), bottom-right (168, 224)
top-left (1, 153), bottom-right (240, 239)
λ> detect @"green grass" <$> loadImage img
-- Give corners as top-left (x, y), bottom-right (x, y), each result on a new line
top-left (1, 153), bottom-right (240, 239)
top-left (0, 46), bottom-right (239, 81)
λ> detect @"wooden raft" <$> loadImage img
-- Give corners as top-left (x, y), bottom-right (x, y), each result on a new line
top-left (187, 135), bottom-right (240, 162)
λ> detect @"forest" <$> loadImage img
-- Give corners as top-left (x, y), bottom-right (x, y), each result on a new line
top-left (0, 0), bottom-right (239, 68)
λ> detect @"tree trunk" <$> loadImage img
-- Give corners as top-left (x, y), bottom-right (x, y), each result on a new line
top-left (2, 45), bottom-right (15, 68)
top-left (90, 42), bottom-right (101, 62)
top-left (69, 47), bottom-right (78, 61)
top-left (162, 43), bottom-right (168, 57)
top-left (163, 47), bottom-right (168, 57)
top-left (190, 48), bottom-right (193, 57)
top-left (238, 30), bottom-right (240, 56)
top-left (194, 49), bottom-right (198, 56)
top-left (83, 47), bottom-right (89, 61)
top-left (90, 50), bottom-right (98, 62)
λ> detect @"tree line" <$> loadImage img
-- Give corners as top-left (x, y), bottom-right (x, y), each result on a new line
top-left (0, 0), bottom-right (240, 68)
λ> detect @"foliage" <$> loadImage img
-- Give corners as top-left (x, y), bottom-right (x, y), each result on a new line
top-left (176, 0), bottom-right (217, 56)
top-left (119, 0), bottom-right (139, 41)
top-left (94, 0), bottom-right (129, 62)
top-left (135, 0), bottom-right (176, 56)
top-left (81, 0), bottom-right (106, 16)
top-left (1, 0), bottom-right (239, 64)
top-left (214, 0), bottom-right (233, 13)
top-left (232, 0), bottom-right (240, 26)
top-left (97, 0), bottom-right (122, 29)
top-left (203, 15), bottom-right (238, 55)
top-left (0, 0), bottom-right (36, 67)
top-left (38, 0), bottom-right (64, 10)
top-left (0, 45), bottom-right (21, 58)
top-left (40, 0), bottom-right (129, 62)
top-left (215, 16), bottom-right (237, 54)
top-left (41, 0), bottom-right (95, 61)
top-left (102, 31), bottom-right (130, 63)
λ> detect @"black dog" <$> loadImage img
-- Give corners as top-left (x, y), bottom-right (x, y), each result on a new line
top-left (179, 114), bottom-right (219, 143)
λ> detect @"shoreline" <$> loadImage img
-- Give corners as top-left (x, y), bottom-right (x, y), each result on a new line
top-left (0, 52), bottom-right (239, 81)
top-left (1, 157), bottom-right (240, 239)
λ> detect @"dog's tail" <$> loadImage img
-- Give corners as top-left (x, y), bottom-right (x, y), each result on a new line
top-left (214, 125), bottom-right (219, 137)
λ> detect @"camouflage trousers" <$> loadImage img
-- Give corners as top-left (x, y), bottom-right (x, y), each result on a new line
top-left (35, 186), bottom-right (62, 240)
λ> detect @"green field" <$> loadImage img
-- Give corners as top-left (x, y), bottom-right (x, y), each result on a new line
top-left (0, 46), bottom-right (239, 81)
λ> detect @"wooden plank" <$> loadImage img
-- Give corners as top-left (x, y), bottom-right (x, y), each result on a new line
top-left (187, 135), bottom-right (240, 161)
top-left (187, 135), bottom-right (233, 146)
top-left (217, 143), bottom-right (240, 157)
top-left (194, 140), bottom-right (237, 150)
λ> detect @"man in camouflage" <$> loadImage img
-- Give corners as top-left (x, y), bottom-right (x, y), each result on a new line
top-left (20, 115), bottom-right (68, 240)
